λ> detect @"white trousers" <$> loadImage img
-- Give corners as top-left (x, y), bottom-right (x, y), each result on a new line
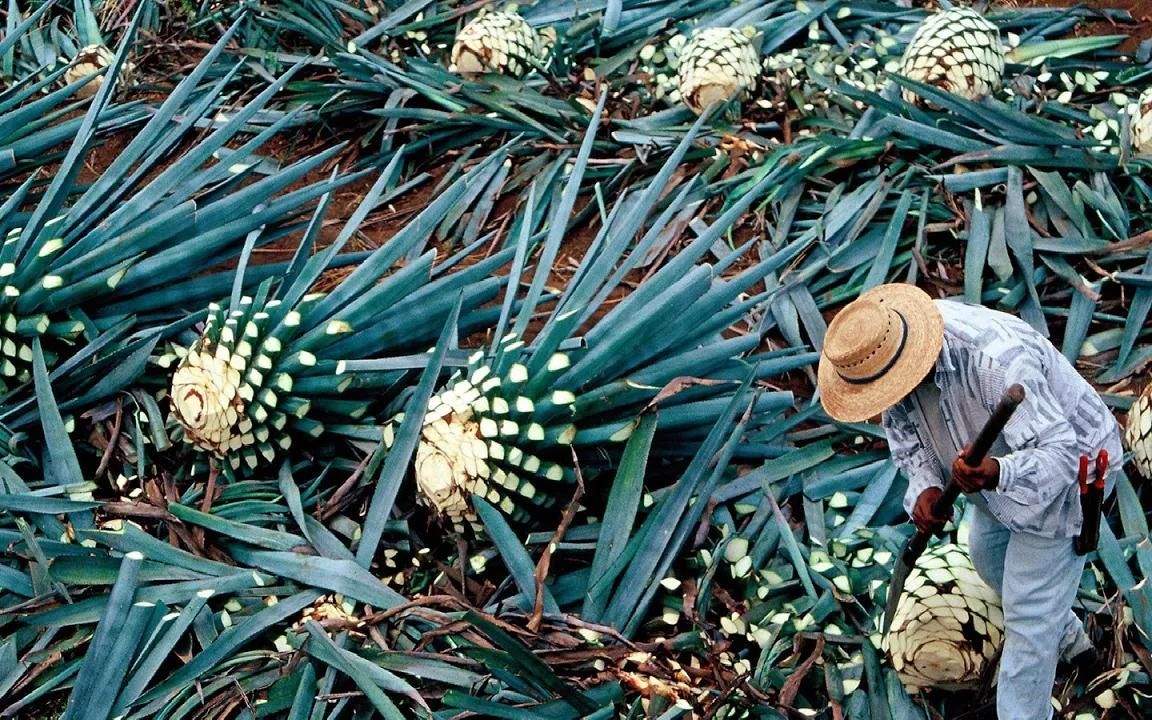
top-left (967, 503), bottom-right (1091, 720)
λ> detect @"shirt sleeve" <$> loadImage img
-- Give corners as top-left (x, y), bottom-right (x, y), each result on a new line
top-left (983, 352), bottom-right (1080, 506)
top-left (882, 401), bottom-right (945, 515)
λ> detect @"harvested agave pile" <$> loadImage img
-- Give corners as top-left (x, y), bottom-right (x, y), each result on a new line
top-left (2, 2), bottom-right (1152, 719)
top-left (763, 39), bottom-right (899, 118)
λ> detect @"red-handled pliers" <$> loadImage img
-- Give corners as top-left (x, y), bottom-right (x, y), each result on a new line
top-left (1094, 450), bottom-right (1109, 493)
top-left (1075, 450), bottom-right (1108, 555)
top-left (1077, 455), bottom-right (1090, 497)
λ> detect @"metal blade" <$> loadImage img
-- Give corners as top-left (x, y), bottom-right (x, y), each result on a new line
top-left (882, 536), bottom-right (915, 635)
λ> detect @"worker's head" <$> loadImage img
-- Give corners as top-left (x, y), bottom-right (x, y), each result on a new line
top-left (817, 283), bottom-right (944, 423)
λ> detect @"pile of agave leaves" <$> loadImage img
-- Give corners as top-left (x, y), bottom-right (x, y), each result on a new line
top-left (3, 0), bottom-right (1152, 718)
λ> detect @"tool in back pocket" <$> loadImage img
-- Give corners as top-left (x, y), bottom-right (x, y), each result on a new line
top-left (1074, 449), bottom-right (1107, 556)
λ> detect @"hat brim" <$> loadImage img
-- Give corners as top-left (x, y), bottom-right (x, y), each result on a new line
top-left (817, 284), bottom-right (944, 423)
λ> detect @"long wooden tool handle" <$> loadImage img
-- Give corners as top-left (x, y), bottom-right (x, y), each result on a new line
top-left (903, 383), bottom-right (1027, 566)
top-left (966, 383), bottom-right (1027, 465)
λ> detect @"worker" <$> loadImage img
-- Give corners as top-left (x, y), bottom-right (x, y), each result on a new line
top-left (816, 283), bottom-right (1122, 720)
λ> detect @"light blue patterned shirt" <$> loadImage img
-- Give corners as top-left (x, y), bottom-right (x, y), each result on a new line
top-left (882, 300), bottom-right (1123, 538)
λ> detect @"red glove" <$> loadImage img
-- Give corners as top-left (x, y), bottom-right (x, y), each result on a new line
top-left (951, 444), bottom-right (1000, 493)
top-left (912, 487), bottom-right (951, 536)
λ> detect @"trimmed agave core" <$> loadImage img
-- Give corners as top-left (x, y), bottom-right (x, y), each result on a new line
top-left (676, 27), bottom-right (760, 114)
top-left (168, 296), bottom-right (316, 470)
top-left (64, 44), bottom-right (134, 98)
top-left (898, 7), bottom-right (1004, 104)
top-left (1132, 88), bottom-right (1152, 154)
top-left (886, 543), bottom-right (1004, 691)
top-left (170, 343), bottom-right (249, 454)
top-left (389, 341), bottom-right (577, 534)
top-left (1125, 382), bottom-right (1152, 479)
top-left (450, 10), bottom-right (552, 78)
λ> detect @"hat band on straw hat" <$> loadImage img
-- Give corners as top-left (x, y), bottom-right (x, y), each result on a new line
top-left (837, 310), bottom-right (909, 385)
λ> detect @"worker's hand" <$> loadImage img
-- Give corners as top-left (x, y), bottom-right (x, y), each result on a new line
top-left (912, 487), bottom-right (951, 536)
top-left (952, 444), bottom-right (1000, 493)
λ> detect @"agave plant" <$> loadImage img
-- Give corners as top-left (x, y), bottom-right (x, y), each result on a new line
top-left (162, 151), bottom-right (515, 473)
top-left (0, 23), bottom-right (380, 434)
top-left (395, 334), bottom-right (580, 533)
top-left (0, 3), bottom-right (146, 182)
top-left (625, 0), bottom-right (847, 110)
top-left (375, 114), bottom-right (823, 534)
top-left (63, 41), bottom-right (135, 98)
top-left (1, 0), bottom-right (128, 90)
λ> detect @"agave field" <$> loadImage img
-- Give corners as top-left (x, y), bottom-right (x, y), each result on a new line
top-left (5, 0), bottom-right (1152, 718)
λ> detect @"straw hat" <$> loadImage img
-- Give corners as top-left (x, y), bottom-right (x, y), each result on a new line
top-left (818, 284), bottom-right (944, 422)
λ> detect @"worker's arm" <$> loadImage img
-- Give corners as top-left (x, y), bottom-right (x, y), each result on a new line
top-left (882, 400), bottom-right (945, 516)
top-left (983, 352), bottom-right (1080, 506)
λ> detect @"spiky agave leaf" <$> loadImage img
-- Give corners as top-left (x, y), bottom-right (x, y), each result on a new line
top-left (885, 543), bottom-right (1004, 691)
top-left (898, 7), bottom-right (1004, 105)
top-left (163, 154), bottom-right (514, 474)
top-left (676, 26), bottom-right (760, 114)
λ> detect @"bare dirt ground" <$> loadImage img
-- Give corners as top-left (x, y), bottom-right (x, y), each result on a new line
top-left (1007, 0), bottom-right (1152, 50)
top-left (1015, 0), bottom-right (1152, 18)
